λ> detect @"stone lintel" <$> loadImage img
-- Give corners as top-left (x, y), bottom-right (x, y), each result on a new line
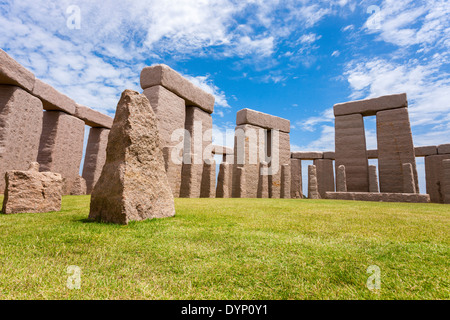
top-left (333, 93), bottom-right (407, 117)
top-left (236, 108), bottom-right (290, 133)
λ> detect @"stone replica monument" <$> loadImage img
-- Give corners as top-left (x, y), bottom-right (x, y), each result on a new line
top-left (89, 90), bottom-right (175, 225)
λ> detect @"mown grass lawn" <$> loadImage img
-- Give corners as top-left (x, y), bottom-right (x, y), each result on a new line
top-left (0, 195), bottom-right (449, 300)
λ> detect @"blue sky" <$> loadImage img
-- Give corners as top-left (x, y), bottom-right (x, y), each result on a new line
top-left (1, 0), bottom-right (449, 193)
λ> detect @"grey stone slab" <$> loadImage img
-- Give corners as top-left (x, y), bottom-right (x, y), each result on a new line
top-left (334, 93), bottom-right (407, 117)
top-left (75, 104), bottom-right (113, 128)
top-left (325, 192), bottom-right (430, 203)
top-left (32, 79), bottom-right (76, 115)
top-left (0, 49), bottom-right (35, 92)
top-left (236, 108), bottom-right (290, 133)
top-left (140, 64), bottom-right (215, 114)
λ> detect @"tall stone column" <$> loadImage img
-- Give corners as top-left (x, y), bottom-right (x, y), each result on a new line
top-left (368, 165), bottom-right (379, 193)
top-left (216, 162), bottom-right (231, 198)
top-left (443, 160), bottom-right (450, 204)
top-left (82, 127), bottom-right (109, 194)
top-left (335, 114), bottom-right (369, 192)
top-left (0, 85), bottom-right (43, 192)
top-left (376, 108), bottom-right (418, 193)
top-left (235, 167), bottom-right (246, 198)
top-left (269, 131), bottom-right (291, 198)
top-left (336, 165), bottom-right (347, 192)
top-left (38, 111), bottom-right (85, 195)
top-left (425, 154), bottom-right (450, 203)
top-left (200, 160), bottom-right (216, 198)
top-left (402, 163), bottom-right (417, 193)
top-left (308, 165), bottom-right (320, 199)
top-left (290, 159), bottom-right (303, 198)
top-left (257, 162), bottom-right (269, 198)
top-left (313, 159), bottom-right (335, 198)
top-left (281, 164), bottom-right (291, 199)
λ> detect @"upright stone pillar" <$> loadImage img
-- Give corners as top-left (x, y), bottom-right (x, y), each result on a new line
top-left (38, 111), bottom-right (85, 195)
top-left (162, 146), bottom-right (183, 198)
top-left (313, 159), bottom-right (335, 198)
top-left (443, 160), bottom-right (450, 204)
top-left (216, 162), bottom-right (231, 198)
top-left (257, 162), bottom-right (269, 198)
top-left (425, 155), bottom-right (450, 203)
top-left (368, 165), bottom-right (379, 193)
top-left (269, 131), bottom-right (291, 199)
top-left (335, 114), bottom-right (369, 192)
top-left (290, 159), bottom-right (303, 198)
top-left (200, 160), bottom-right (216, 198)
top-left (377, 108), bottom-right (418, 193)
top-left (179, 154), bottom-right (201, 198)
top-left (281, 164), bottom-right (291, 199)
top-left (235, 167), bottom-right (246, 198)
top-left (402, 163), bottom-right (417, 193)
top-left (82, 127), bottom-right (109, 194)
top-left (336, 165), bottom-right (347, 192)
top-left (0, 85), bottom-right (43, 192)
top-left (308, 165), bottom-right (320, 199)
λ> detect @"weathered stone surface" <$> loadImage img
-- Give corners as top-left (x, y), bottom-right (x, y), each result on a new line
top-left (216, 162), bottom-right (231, 198)
top-left (2, 162), bottom-right (62, 214)
top-left (212, 145), bottom-right (234, 156)
top-left (0, 85), bottom-right (43, 192)
top-left (140, 64), bottom-right (215, 114)
top-left (32, 79), bottom-right (76, 115)
top-left (200, 160), bottom-right (216, 198)
top-left (70, 176), bottom-right (87, 195)
top-left (257, 162), bottom-right (269, 198)
top-left (313, 159), bottom-right (335, 198)
top-left (235, 167), bottom-right (246, 198)
top-left (334, 93), bottom-right (407, 117)
top-left (325, 192), bottom-right (430, 203)
top-left (368, 165), bottom-right (379, 193)
top-left (402, 163), bottom-right (417, 194)
top-left (82, 128), bottom-right (109, 194)
top-left (290, 159), bottom-right (303, 199)
top-left (270, 131), bottom-right (291, 199)
top-left (335, 114), bottom-right (369, 192)
top-left (367, 149), bottom-right (378, 159)
top-left (308, 165), bottom-right (320, 199)
top-left (323, 151), bottom-right (335, 160)
top-left (75, 104), bottom-right (113, 128)
top-left (38, 111), bottom-right (85, 195)
top-left (336, 165), bottom-right (347, 192)
top-left (291, 151), bottom-right (323, 160)
top-left (415, 145), bottom-right (437, 157)
top-left (280, 164), bottom-right (291, 199)
top-left (438, 144), bottom-right (450, 155)
top-left (0, 49), bottom-right (35, 92)
top-left (236, 108), bottom-right (290, 133)
top-left (377, 108), bottom-right (418, 193)
top-left (425, 154), bottom-right (450, 203)
top-left (162, 146), bottom-right (182, 198)
top-left (180, 160), bottom-right (202, 198)
top-left (89, 90), bottom-right (175, 224)
top-left (443, 160), bottom-right (450, 204)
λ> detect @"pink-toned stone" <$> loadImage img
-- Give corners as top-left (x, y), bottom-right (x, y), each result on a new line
top-left (438, 144), bottom-right (450, 155)
top-left (425, 154), bottom-right (450, 203)
top-left (82, 128), bottom-right (109, 194)
top-left (336, 165), bottom-right (347, 192)
top-left (257, 162), bottom-right (269, 198)
top-left (414, 146), bottom-right (437, 157)
top-left (200, 159), bottom-right (216, 198)
top-left (402, 163), bottom-right (417, 194)
top-left (89, 90), bottom-right (175, 225)
top-left (290, 159), bottom-right (303, 199)
top-left (236, 108), bottom-right (290, 133)
top-left (269, 131), bottom-right (291, 199)
top-left (32, 79), bottom-right (76, 115)
top-left (37, 111), bottom-right (85, 195)
top-left (323, 151), bottom-right (335, 160)
top-left (333, 93), bottom-right (407, 117)
top-left (162, 146), bottom-right (182, 198)
top-left (367, 149), bottom-right (378, 159)
top-left (216, 162), bottom-right (231, 198)
top-left (179, 157), bottom-right (202, 198)
top-left (325, 192), bottom-right (430, 203)
top-left (75, 104), bottom-right (113, 128)
top-left (212, 145), bottom-right (234, 156)
top-left (291, 151), bottom-right (323, 160)
top-left (2, 162), bottom-right (62, 214)
top-left (313, 159), bottom-right (335, 198)
top-left (70, 176), bottom-right (87, 195)
top-left (368, 165), bottom-right (379, 193)
top-left (443, 160), bottom-right (450, 204)
top-left (0, 49), bottom-right (35, 92)
top-left (235, 167), bottom-right (246, 198)
top-left (0, 85), bottom-right (43, 192)
top-left (280, 164), bottom-right (291, 199)
top-left (308, 165), bottom-right (320, 199)
top-left (140, 64), bottom-right (215, 114)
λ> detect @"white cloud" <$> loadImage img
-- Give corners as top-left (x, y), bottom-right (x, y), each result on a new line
top-left (183, 74), bottom-right (231, 110)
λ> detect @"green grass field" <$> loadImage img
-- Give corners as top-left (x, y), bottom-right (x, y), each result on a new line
top-left (0, 195), bottom-right (449, 300)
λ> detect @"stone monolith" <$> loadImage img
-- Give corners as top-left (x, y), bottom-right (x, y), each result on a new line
top-left (336, 165), bottom-right (347, 192)
top-left (308, 165), bottom-right (320, 199)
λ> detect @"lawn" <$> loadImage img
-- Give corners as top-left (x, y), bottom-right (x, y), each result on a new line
top-left (0, 195), bottom-right (449, 300)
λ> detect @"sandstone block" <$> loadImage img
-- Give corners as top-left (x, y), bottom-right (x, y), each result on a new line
top-left (425, 154), bottom-right (450, 203)
top-left (290, 159), bottom-right (303, 199)
top-left (82, 128), bottom-right (109, 194)
top-left (236, 167), bottom-right (246, 198)
top-left (308, 165), bottom-right (320, 199)
top-left (180, 161), bottom-right (202, 198)
top-left (140, 65), bottom-right (214, 114)
top-left (313, 159), bottom-right (335, 198)
top-left (212, 145), bottom-right (234, 156)
top-left (335, 114), bottom-right (369, 192)
top-left (0, 85), bottom-right (43, 192)
top-left (334, 93), bottom-right (407, 117)
top-left (2, 162), bottom-right (62, 214)
top-left (32, 79), bottom-right (76, 115)
top-left (89, 90), bottom-right (175, 224)
top-left (200, 160), bottom-right (216, 198)
top-left (368, 165), bottom-right (379, 193)
top-left (291, 151), bottom-right (323, 160)
top-left (70, 176), bottom-right (87, 195)
top-left (38, 111), bottom-right (85, 195)
top-left (280, 164), bottom-right (291, 199)
top-left (367, 149), bottom-right (378, 159)
top-left (323, 151), bottom-right (335, 160)
top-left (402, 163), bottom-right (417, 194)
top-left (257, 162), bottom-right (269, 198)
top-left (75, 104), bottom-right (113, 128)
top-left (162, 146), bottom-right (183, 198)
top-left (336, 165), bottom-right (347, 192)
top-left (325, 192), bottom-right (430, 203)
top-left (414, 145), bottom-right (437, 157)
top-left (0, 49), bottom-right (35, 92)
top-left (443, 160), bottom-right (450, 204)
top-left (438, 144), bottom-right (450, 155)
top-left (216, 162), bottom-right (231, 198)
top-left (236, 108), bottom-right (290, 133)
top-left (269, 131), bottom-right (291, 199)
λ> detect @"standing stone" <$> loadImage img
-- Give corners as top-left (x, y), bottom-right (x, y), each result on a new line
top-left (216, 162), bottom-right (231, 198)
top-left (89, 90), bottom-right (175, 225)
top-left (179, 155), bottom-right (201, 198)
top-left (70, 176), bottom-right (87, 195)
top-left (200, 159), bottom-right (216, 198)
top-left (402, 163), bottom-right (417, 194)
top-left (281, 164), bottom-right (291, 199)
top-left (236, 167), bottom-right (246, 198)
top-left (443, 160), bottom-right (450, 204)
top-left (368, 165), bottom-right (379, 193)
top-left (335, 114), bottom-right (369, 192)
top-left (0, 85), bottom-right (43, 193)
top-left (308, 165), bottom-right (320, 199)
top-left (336, 165), bottom-right (347, 192)
top-left (290, 159), bottom-right (303, 198)
top-left (425, 155), bottom-right (450, 203)
top-left (0, 49), bottom-right (36, 92)
top-left (268, 131), bottom-right (291, 199)
top-left (377, 108), bottom-right (418, 193)
top-left (162, 146), bottom-right (182, 198)
top-left (37, 111), bottom-right (85, 195)
top-left (257, 162), bottom-right (269, 198)
top-left (313, 159), bottom-right (335, 198)
top-left (82, 127), bottom-right (109, 194)
top-left (2, 162), bottom-right (62, 214)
